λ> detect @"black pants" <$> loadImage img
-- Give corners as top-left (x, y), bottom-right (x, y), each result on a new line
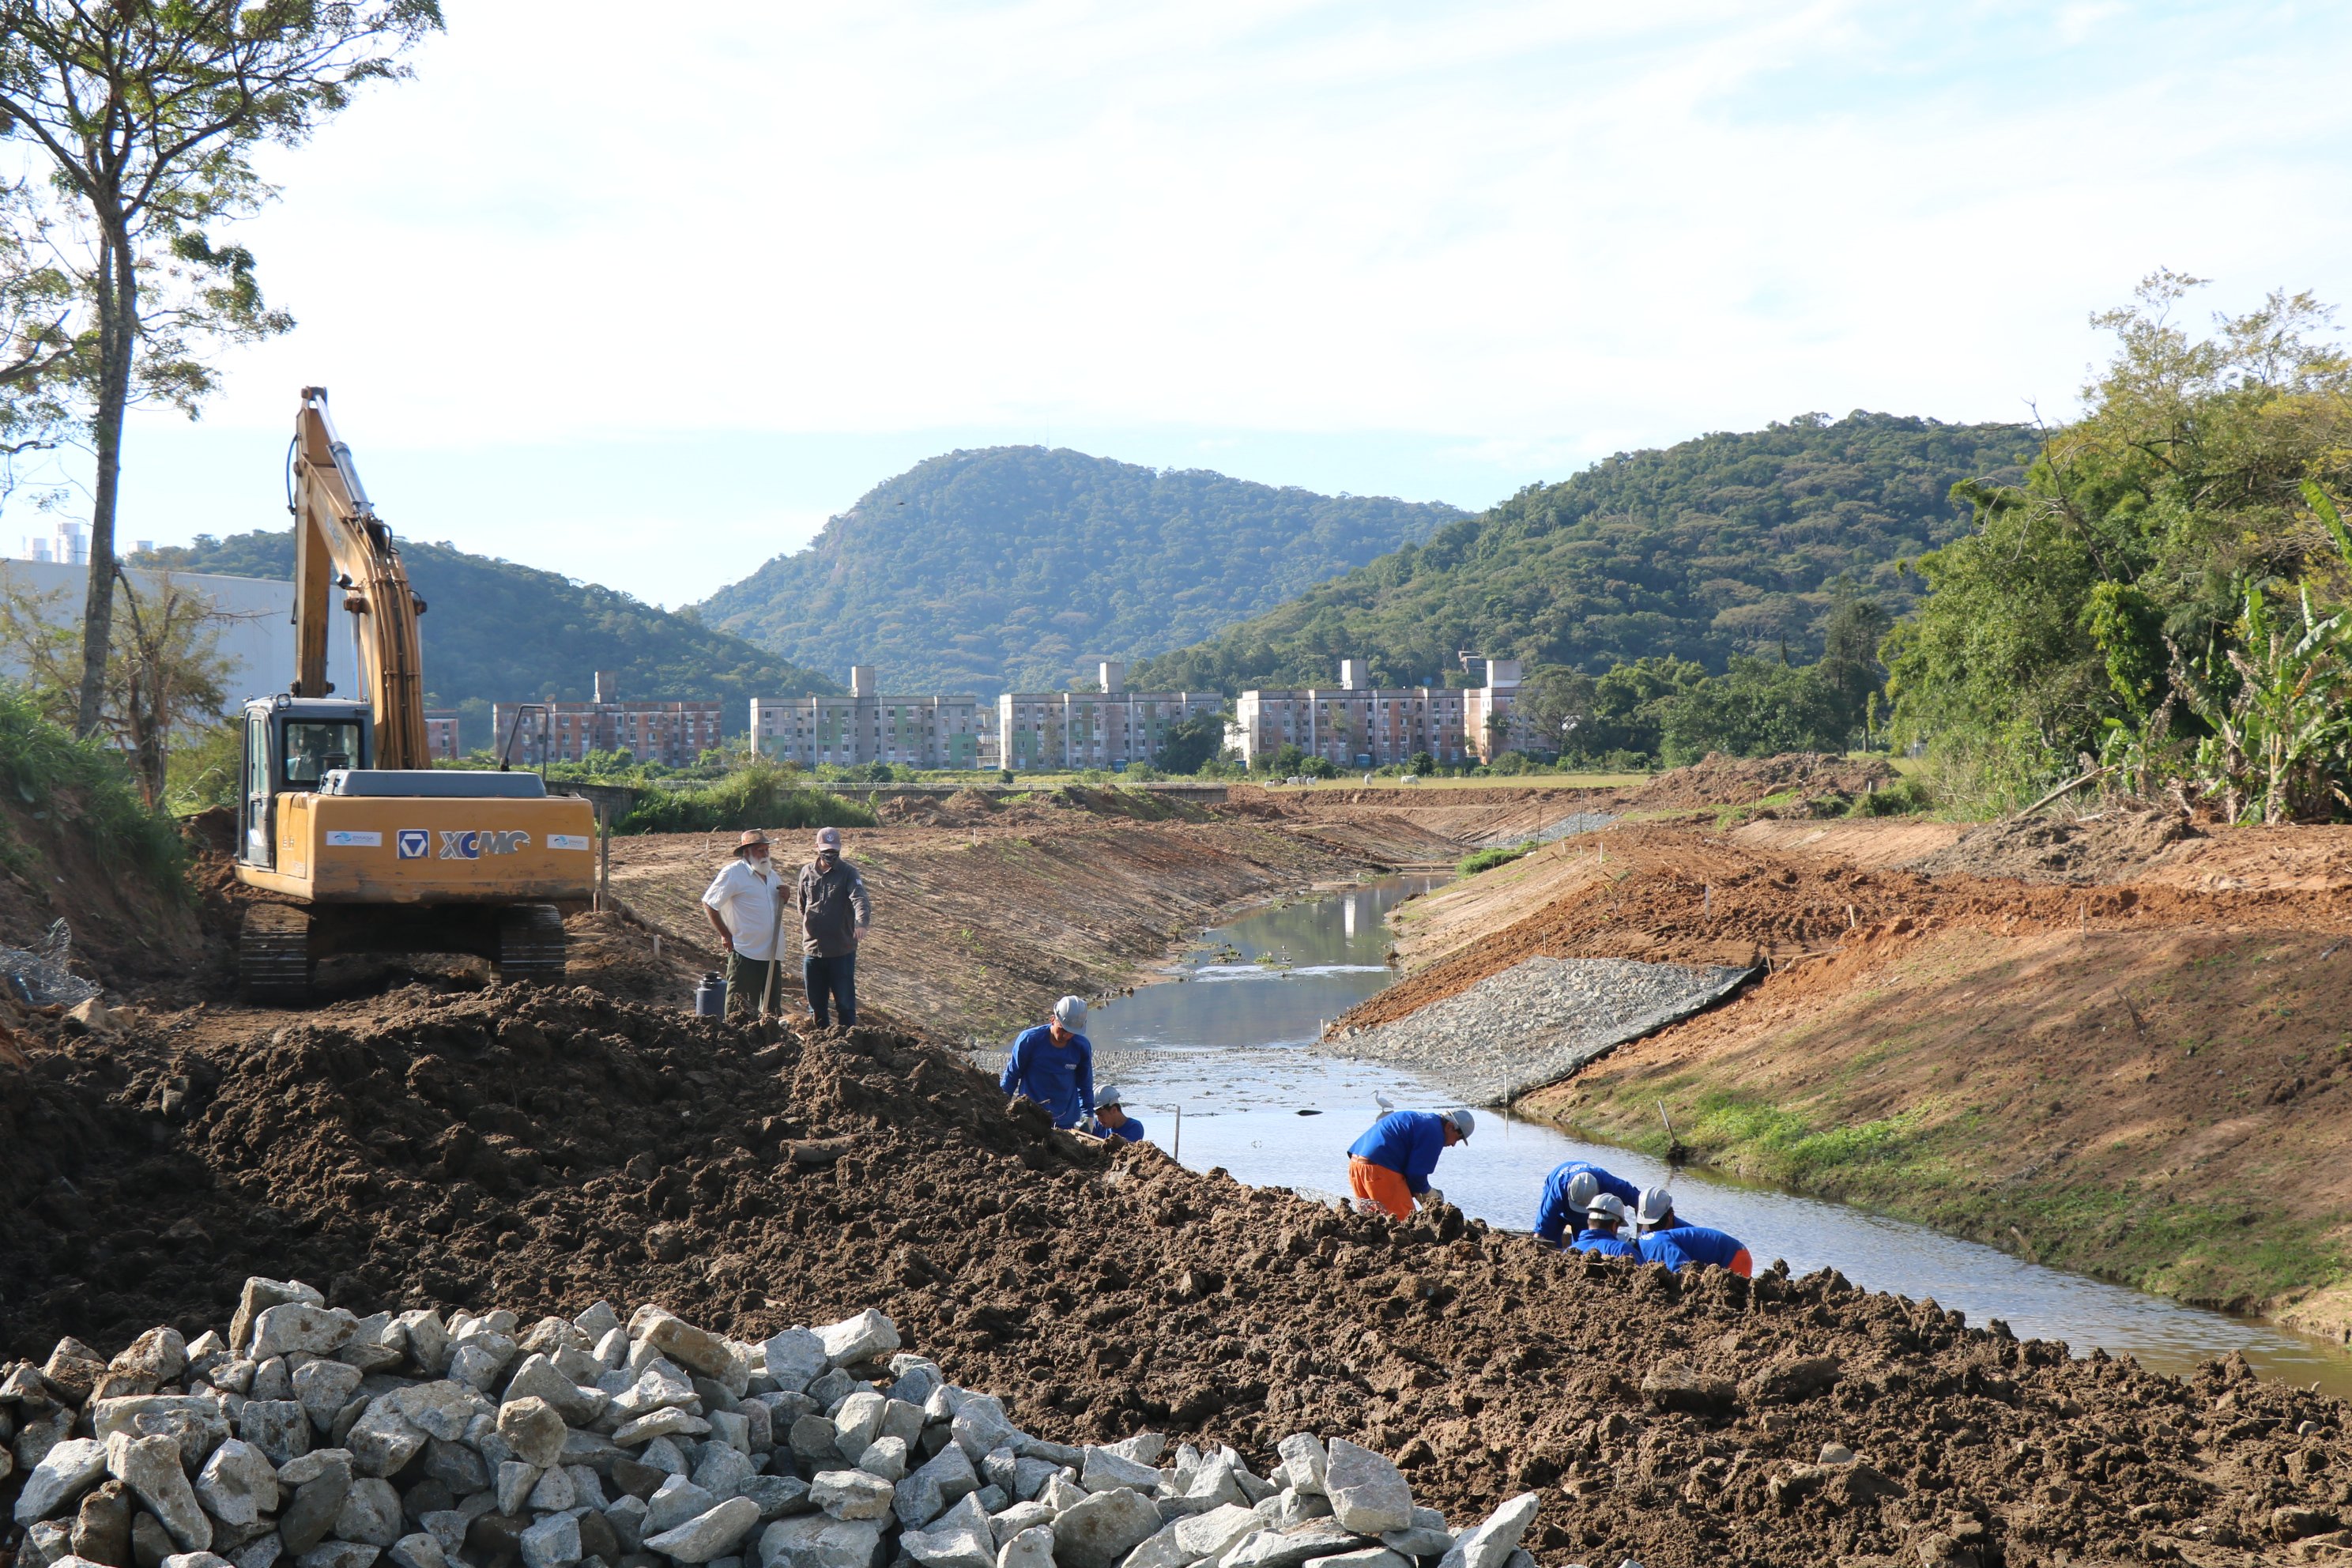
top-left (805, 951), bottom-right (857, 1027)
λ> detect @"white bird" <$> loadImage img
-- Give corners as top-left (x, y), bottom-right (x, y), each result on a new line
top-left (1374, 1091), bottom-right (1396, 1113)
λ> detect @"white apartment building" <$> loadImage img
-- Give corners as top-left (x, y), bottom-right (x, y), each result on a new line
top-left (998, 661), bottom-right (1223, 771)
top-left (752, 666), bottom-right (981, 771)
top-left (1233, 654), bottom-right (1533, 768)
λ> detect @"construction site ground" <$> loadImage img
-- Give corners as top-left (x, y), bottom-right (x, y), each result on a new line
top-left (11, 767), bottom-right (2352, 1564)
top-left (1343, 804), bottom-right (2352, 1339)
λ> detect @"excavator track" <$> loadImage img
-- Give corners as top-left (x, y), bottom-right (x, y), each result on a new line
top-left (239, 904), bottom-right (316, 1003)
top-left (495, 904), bottom-right (567, 985)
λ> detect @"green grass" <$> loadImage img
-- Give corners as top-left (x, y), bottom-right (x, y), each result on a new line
top-left (1457, 842), bottom-right (1536, 876)
top-left (619, 761), bottom-right (879, 835)
top-left (0, 681), bottom-right (186, 890)
top-left (1564, 1078), bottom-right (2347, 1312)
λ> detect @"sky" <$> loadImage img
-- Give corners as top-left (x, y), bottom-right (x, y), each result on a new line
top-left (17, 0), bottom-right (2352, 607)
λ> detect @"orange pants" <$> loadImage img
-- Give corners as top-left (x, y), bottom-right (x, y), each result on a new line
top-left (1348, 1156), bottom-right (1415, 1221)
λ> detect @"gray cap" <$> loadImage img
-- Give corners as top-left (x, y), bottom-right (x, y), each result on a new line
top-left (1636, 1185), bottom-right (1675, 1227)
top-left (813, 826), bottom-right (843, 850)
top-left (1095, 1085), bottom-right (1121, 1108)
top-left (1053, 995), bottom-right (1088, 1031)
top-left (1442, 1107), bottom-right (1475, 1140)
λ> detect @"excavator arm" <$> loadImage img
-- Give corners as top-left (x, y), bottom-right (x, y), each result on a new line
top-left (288, 386), bottom-right (429, 769)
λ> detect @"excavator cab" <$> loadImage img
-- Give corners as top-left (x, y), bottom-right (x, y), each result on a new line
top-left (232, 390), bottom-right (595, 1002)
top-left (239, 696), bottom-right (374, 869)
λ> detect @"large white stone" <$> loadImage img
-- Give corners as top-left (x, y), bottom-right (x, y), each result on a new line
top-left (1273, 1438), bottom-right (1325, 1498)
top-left (813, 1313), bottom-right (899, 1369)
top-left (759, 1331), bottom-right (827, 1394)
top-left (1054, 1488), bottom-right (1163, 1568)
top-left (999, 1526), bottom-right (1055, 1568)
top-left (831, 1393), bottom-right (886, 1464)
top-left (107, 1433), bottom-right (213, 1552)
top-left (950, 1398), bottom-right (1021, 1464)
top-left (502, 1355), bottom-right (605, 1428)
top-left (895, 1443), bottom-right (980, 1529)
top-left (195, 1441), bottom-right (280, 1529)
top-left (1432, 1495), bottom-right (1537, 1568)
top-left (812, 1469), bottom-right (895, 1522)
top-left (495, 1396), bottom-right (566, 1468)
top-left (1082, 1450), bottom-right (1162, 1495)
top-left (518, 1512), bottom-right (581, 1568)
top-left (334, 1479), bottom-right (404, 1549)
top-left (757, 1515), bottom-right (885, 1568)
top-left (345, 1402), bottom-right (428, 1479)
top-left (647, 1475), bottom-right (722, 1534)
top-left (1377, 1509), bottom-right (1450, 1559)
top-left (13, 1438), bottom-right (107, 1525)
top-left (1319, 1444), bottom-right (1409, 1537)
top-left (1223, 1522), bottom-right (1367, 1568)
top-left (292, 1363), bottom-right (363, 1435)
top-left (248, 1307), bottom-right (357, 1364)
top-left (1174, 1506), bottom-right (1263, 1562)
top-left (643, 1498), bottom-right (762, 1564)
top-left (902, 1494), bottom-right (995, 1568)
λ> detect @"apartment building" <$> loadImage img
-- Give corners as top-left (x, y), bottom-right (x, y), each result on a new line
top-left (997, 662), bottom-right (1223, 771)
top-left (493, 672), bottom-right (723, 767)
top-left (751, 666), bottom-right (982, 770)
top-left (1233, 654), bottom-right (1531, 768)
top-left (425, 711), bottom-right (462, 762)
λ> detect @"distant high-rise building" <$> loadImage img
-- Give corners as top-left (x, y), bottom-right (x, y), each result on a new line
top-left (493, 676), bottom-right (722, 767)
top-left (997, 661), bottom-right (1220, 771)
top-left (752, 668), bottom-right (980, 770)
top-left (1234, 654), bottom-right (1531, 768)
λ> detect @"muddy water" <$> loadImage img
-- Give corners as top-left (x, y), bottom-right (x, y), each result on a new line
top-left (1084, 875), bottom-right (2352, 1398)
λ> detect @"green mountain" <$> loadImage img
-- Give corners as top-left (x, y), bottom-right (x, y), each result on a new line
top-left (695, 446), bottom-right (1465, 695)
top-left (1129, 413), bottom-right (2037, 693)
top-left (137, 531), bottom-right (839, 748)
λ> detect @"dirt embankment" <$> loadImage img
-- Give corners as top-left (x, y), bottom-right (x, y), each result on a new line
top-left (1345, 810), bottom-right (2352, 1327)
top-left (5, 988), bottom-right (2348, 1566)
top-left (599, 796), bottom-right (1484, 1041)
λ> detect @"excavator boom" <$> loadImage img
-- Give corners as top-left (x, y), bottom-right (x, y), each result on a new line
top-left (290, 386), bottom-right (428, 768)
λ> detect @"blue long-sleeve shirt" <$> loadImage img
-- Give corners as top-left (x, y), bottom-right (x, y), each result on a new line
top-left (1533, 1160), bottom-right (1644, 1244)
top-left (1571, 1233), bottom-right (1641, 1259)
top-left (1348, 1110), bottom-right (1449, 1195)
top-left (1001, 1026), bottom-right (1095, 1129)
top-left (1637, 1225), bottom-right (1752, 1274)
top-left (1086, 1113), bottom-right (1145, 1144)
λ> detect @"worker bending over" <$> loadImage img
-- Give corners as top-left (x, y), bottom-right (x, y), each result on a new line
top-left (1570, 1194), bottom-right (1640, 1257)
top-left (1534, 1159), bottom-right (1642, 1246)
top-left (1085, 1085), bottom-right (1146, 1144)
top-left (1346, 1107), bottom-right (1473, 1221)
top-left (1634, 1185), bottom-right (1753, 1277)
top-left (1001, 996), bottom-right (1096, 1129)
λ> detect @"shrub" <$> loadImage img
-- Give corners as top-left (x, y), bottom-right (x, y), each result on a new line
top-left (619, 761), bottom-right (878, 835)
top-left (0, 680), bottom-right (185, 886)
top-left (1457, 842), bottom-right (1534, 876)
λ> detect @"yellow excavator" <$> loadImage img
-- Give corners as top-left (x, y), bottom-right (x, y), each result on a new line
top-left (233, 388), bottom-right (594, 1000)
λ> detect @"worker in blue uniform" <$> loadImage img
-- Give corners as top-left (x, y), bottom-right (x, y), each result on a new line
top-left (1633, 1185), bottom-right (1753, 1276)
top-left (1570, 1194), bottom-right (1641, 1258)
top-left (1000, 996), bottom-right (1095, 1129)
top-left (1534, 1159), bottom-right (1643, 1245)
top-left (1346, 1107), bottom-right (1473, 1219)
top-left (1084, 1084), bottom-right (1146, 1144)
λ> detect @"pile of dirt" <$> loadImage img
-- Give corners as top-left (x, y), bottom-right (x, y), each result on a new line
top-left (2, 989), bottom-right (2342, 1564)
top-left (1905, 808), bottom-right (2200, 885)
top-left (1613, 752), bottom-right (1902, 813)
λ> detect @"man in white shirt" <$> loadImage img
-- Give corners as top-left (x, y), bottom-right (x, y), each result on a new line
top-left (701, 830), bottom-right (783, 1018)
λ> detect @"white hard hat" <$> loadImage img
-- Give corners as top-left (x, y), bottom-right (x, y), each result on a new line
top-left (1564, 1171), bottom-right (1600, 1210)
top-left (1442, 1107), bottom-right (1475, 1140)
top-left (1095, 1085), bottom-right (1122, 1108)
top-left (1585, 1193), bottom-right (1627, 1224)
top-left (1053, 995), bottom-right (1088, 1030)
top-left (1635, 1185), bottom-right (1675, 1227)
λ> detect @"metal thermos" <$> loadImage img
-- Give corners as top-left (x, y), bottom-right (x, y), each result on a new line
top-left (694, 972), bottom-right (726, 1016)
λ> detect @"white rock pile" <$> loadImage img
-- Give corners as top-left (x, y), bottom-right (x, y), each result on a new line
top-left (2, 1283), bottom-right (1551, 1568)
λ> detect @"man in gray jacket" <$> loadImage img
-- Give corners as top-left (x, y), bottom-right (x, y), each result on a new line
top-left (795, 825), bottom-right (871, 1028)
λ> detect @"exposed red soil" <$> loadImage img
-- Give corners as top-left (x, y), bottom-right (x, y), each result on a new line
top-left (1611, 752), bottom-right (1902, 812)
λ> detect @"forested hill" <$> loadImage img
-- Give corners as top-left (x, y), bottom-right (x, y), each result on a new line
top-left (137, 531), bottom-right (839, 747)
top-left (695, 447), bottom-right (1464, 695)
top-left (1129, 413), bottom-right (2036, 693)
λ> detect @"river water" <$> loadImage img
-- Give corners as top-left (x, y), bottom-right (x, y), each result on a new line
top-left (1072, 874), bottom-right (2352, 1397)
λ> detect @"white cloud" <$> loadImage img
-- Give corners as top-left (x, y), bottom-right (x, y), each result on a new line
top-left (26, 1), bottom-right (2352, 598)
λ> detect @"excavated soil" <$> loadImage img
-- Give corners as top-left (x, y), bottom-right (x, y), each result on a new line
top-left (2, 988), bottom-right (2343, 1566)
top-left (1905, 808), bottom-right (2201, 884)
top-left (1612, 752), bottom-right (1902, 812)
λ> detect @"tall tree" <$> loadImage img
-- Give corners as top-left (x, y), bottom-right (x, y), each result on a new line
top-left (0, 0), bottom-right (442, 738)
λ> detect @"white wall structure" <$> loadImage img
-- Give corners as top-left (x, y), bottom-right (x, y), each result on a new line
top-left (0, 560), bottom-right (361, 717)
